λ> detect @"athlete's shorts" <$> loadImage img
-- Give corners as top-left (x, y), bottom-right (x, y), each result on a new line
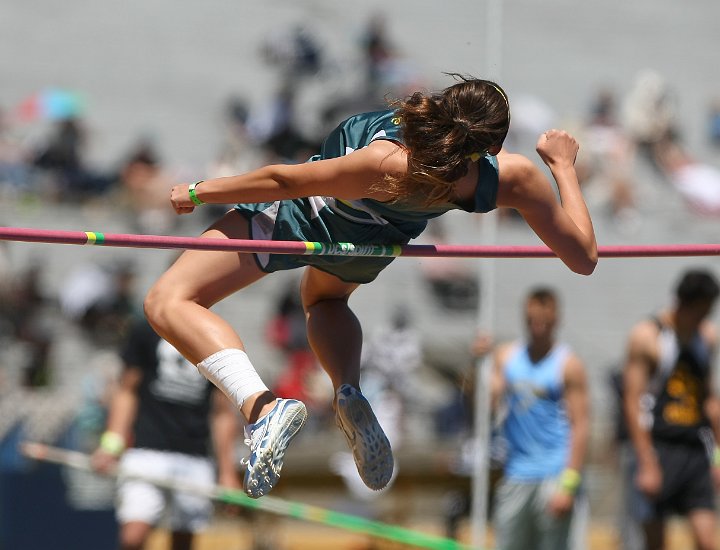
top-left (116, 448), bottom-right (214, 532)
top-left (628, 440), bottom-right (715, 521)
top-left (493, 477), bottom-right (588, 550)
top-left (234, 198), bottom-right (419, 284)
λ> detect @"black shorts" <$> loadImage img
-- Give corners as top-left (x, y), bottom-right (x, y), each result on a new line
top-left (631, 440), bottom-right (715, 521)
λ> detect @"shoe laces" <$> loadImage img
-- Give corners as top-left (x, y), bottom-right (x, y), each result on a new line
top-left (240, 424), bottom-right (262, 467)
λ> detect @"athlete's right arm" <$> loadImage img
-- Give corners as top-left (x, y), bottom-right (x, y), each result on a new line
top-left (90, 367), bottom-right (142, 473)
top-left (169, 140), bottom-right (406, 213)
top-left (490, 343), bottom-right (511, 411)
top-left (623, 321), bottom-right (662, 496)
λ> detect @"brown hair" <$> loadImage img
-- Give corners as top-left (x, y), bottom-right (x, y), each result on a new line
top-left (381, 73), bottom-right (510, 206)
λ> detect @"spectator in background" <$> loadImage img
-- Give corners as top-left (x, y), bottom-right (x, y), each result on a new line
top-left (0, 259), bottom-right (55, 388)
top-left (260, 24), bottom-right (323, 81)
top-left (0, 107), bottom-right (31, 192)
top-left (266, 280), bottom-right (332, 430)
top-left (360, 14), bottom-right (394, 100)
top-left (418, 219), bottom-right (479, 312)
top-left (32, 116), bottom-right (113, 199)
top-left (621, 69), bottom-right (678, 177)
top-left (491, 287), bottom-right (590, 550)
top-left (652, 136), bottom-right (720, 217)
top-left (59, 261), bottom-right (138, 347)
top-left (246, 83), bottom-right (319, 163)
top-left (622, 269), bottom-right (720, 550)
top-left (709, 98), bottom-right (720, 149)
top-left (118, 139), bottom-right (177, 234)
top-left (578, 88), bottom-right (637, 230)
top-left (91, 314), bottom-right (241, 550)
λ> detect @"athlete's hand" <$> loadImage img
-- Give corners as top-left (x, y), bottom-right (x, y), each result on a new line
top-left (216, 470), bottom-right (243, 517)
top-left (90, 448), bottom-right (120, 475)
top-left (547, 490), bottom-right (574, 517)
top-left (635, 458), bottom-right (663, 498)
top-left (536, 130), bottom-right (579, 171)
top-left (712, 465), bottom-right (720, 492)
top-left (170, 184), bottom-right (197, 215)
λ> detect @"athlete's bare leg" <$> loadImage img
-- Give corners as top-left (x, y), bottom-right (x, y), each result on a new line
top-left (300, 267), bottom-right (362, 390)
top-left (144, 210), bottom-right (275, 422)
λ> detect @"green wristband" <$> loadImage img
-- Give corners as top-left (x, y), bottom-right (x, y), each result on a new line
top-left (559, 468), bottom-right (581, 494)
top-left (100, 431), bottom-right (126, 456)
top-left (188, 181), bottom-right (205, 206)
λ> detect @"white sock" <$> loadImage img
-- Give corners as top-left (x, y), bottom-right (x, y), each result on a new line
top-left (196, 349), bottom-right (269, 410)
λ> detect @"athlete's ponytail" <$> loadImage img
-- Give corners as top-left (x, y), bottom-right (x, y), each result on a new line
top-left (380, 74), bottom-right (510, 207)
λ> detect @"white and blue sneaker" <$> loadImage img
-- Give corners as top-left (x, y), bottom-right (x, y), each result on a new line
top-left (335, 384), bottom-right (394, 491)
top-left (242, 398), bottom-right (307, 498)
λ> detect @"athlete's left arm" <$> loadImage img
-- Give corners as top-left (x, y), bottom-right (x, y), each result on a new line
top-left (701, 323), bottom-right (720, 446)
top-left (169, 140), bottom-right (406, 213)
top-left (210, 390), bottom-right (241, 489)
top-left (563, 354), bottom-right (590, 473)
top-left (547, 353), bottom-right (590, 517)
top-left (496, 131), bottom-right (598, 275)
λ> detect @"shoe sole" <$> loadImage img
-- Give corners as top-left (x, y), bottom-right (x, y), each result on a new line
top-left (336, 390), bottom-right (394, 491)
top-left (245, 402), bottom-right (307, 498)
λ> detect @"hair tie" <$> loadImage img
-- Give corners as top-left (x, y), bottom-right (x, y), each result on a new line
top-left (466, 152), bottom-right (482, 162)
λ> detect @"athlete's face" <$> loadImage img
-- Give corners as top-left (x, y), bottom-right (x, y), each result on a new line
top-left (680, 299), bottom-right (716, 328)
top-left (525, 299), bottom-right (558, 342)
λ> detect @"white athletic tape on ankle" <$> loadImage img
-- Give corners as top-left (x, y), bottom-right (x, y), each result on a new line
top-left (196, 349), bottom-right (269, 409)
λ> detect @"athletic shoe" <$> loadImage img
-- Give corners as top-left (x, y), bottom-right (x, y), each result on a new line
top-left (242, 398), bottom-right (307, 498)
top-left (335, 384), bottom-right (394, 491)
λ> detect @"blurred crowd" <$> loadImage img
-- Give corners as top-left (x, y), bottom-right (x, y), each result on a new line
top-left (2, 11), bottom-right (720, 550)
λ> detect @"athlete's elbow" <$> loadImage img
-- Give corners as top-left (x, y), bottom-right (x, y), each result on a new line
top-left (571, 252), bottom-right (598, 276)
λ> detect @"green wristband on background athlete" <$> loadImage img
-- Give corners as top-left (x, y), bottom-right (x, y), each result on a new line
top-left (99, 431), bottom-right (126, 456)
top-left (559, 468), bottom-right (581, 495)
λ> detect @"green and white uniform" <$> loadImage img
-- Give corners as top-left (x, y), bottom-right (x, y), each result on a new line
top-left (234, 109), bottom-right (499, 283)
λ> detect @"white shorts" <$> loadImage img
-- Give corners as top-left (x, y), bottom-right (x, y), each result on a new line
top-left (116, 448), bottom-right (214, 532)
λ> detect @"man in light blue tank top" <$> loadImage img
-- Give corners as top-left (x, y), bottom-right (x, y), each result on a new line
top-left (490, 287), bottom-right (590, 550)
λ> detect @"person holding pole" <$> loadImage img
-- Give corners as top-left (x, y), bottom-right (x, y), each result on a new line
top-left (91, 315), bottom-right (241, 550)
top-left (144, 73), bottom-right (597, 498)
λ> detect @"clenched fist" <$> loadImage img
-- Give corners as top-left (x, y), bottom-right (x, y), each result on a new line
top-left (536, 129), bottom-right (579, 170)
top-left (170, 184), bottom-right (197, 215)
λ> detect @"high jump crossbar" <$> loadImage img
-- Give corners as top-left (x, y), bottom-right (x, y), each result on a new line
top-left (21, 442), bottom-right (472, 550)
top-left (1, 227), bottom-right (720, 258)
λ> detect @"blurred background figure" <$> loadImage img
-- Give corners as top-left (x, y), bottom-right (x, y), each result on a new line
top-left (91, 313), bottom-right (242, 550)
top-left (360, 13), bottom-right (395, 101)
top-left (621, 69), bottom-right (678, 177)
top-left (490, 288), bottom-right (590, 550)
top-left (31, 115), bottom-right (114, 200)
top-left (0, 106), bottom-right (31, 193)
top-left (709, 97), bottom-right (720, 150)
top-left (266, 279), bottom-right (333, 432)
top-left (622, 269), bottom-right (720, 550)
top-left (59, 261), bottom-right (138, 348)
top-left (418, 219), bottom-right (479, 313)
top-left (577, 88), bottom-right (638, 231)
top-left (260, 24), bottom-right (324, 82)
top-left (653, 137), bottom-right (720, 216)
top-left (117, 138), bottom-right (178, 234)
top-left (0, 258), bottom-right (56, 388)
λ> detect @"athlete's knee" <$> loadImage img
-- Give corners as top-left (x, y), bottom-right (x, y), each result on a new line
top-left (300, 269), bottom-right (358, 311)
top-left (143, 280), bottom-right (177, 333)
top-left (301, 292), bottom-right (351, 314)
